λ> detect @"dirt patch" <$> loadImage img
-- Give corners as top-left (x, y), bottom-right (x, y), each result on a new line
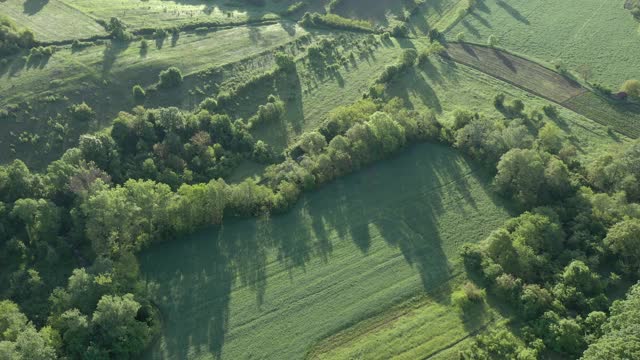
top-left (445, 43), bottom-right (587, 104)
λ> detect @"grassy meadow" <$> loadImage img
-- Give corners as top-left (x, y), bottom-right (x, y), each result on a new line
top-left (3, 0), bottom-right (107, 41)
top-left (140, 143), bottom-right (512, 360)
top-left (448, 0), bottom-right (640, 88)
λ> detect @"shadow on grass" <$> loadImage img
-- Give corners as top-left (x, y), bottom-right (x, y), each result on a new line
top-left (23, 0), bottom-right (48, 15)
top-left (139, 142), bottom-right (511, 359)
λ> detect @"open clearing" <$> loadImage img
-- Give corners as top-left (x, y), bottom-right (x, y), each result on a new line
top-left (3, 0), bottom-right (106, 41)
top-left (140, 143), bottom-right (511, 360)
top-left (448, 0), bottom-right (640, 88)
top-left (445, 43), bottom-right (586, 103)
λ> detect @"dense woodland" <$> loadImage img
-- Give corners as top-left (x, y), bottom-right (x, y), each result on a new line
top-left (2, 0), bottom-right (640, 359)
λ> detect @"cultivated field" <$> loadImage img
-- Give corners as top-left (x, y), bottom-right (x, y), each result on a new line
top-left (3, 0), bottom-right (107, 41)
top-left (448, 0), bottom-right (640, 88)
top-left (565, 92), bottom-right (640, 139)
top-left (140, 143), bottom-right (512, 360)
top-left (445, 43), bottom-right (586, 103)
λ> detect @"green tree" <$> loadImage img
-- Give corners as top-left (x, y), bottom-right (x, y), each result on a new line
top-left (158, 66), bottom-right (183, 88)
top-left (91, 294), bottom-right (151, 359)
top-left (620, 79), bottom-right (640, 98)
top-left (604, 219), bottom-right (640, 274)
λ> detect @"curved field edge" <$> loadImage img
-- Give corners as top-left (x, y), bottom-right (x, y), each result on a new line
top-left (139, 143), bottom-right (513, 360)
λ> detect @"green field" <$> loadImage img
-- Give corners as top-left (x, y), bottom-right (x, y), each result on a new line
top-left (449, 0), bottom-right (640, 88)
top-left (3, 0), bottom-right (107, 41)
top-left (140, 143), bottom-right (512, 360)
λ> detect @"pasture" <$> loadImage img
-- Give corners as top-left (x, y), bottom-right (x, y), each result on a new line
top-left (140, 143), bottom-right (512, 360)
top-left (3, 0), bottom-right (106, 41)
top-left (448, 0), bottom-right (640, 88)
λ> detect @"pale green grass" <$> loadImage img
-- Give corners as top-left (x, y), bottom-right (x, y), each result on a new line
top-left (448, 0), bottom-right (640, 88)
top-left (3, 0), bottom-right (106, 41)
top-left (140, 143), bottom-right (512, 360)
top-left (309, 293), bottom-right (492, 360)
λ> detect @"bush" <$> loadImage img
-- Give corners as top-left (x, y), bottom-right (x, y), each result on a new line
top-left (70, 102), bottom-right (95, 122)
top-left (620, 79), bottom-right (640, 99)
top-left (158, 67), bottom-right (183, 89)
top-left (452, 282), bottom-right (486, 313)
top-left (132, 85), bottom-right (146, 102)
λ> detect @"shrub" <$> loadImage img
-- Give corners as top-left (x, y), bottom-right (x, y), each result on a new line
top-left (70, 102), bottom-right (95, 122)
top-left (452, 282), bottom-right (486, 313)
top-left (132, 85), bottom-right (146, 102)
top-left (620, 79), bottom-right (640, 99)
top-left (158, 67), bottom-right (183, 89)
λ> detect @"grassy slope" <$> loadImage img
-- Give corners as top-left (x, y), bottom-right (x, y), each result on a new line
top-left (0, 23), bottom-right (306, 167)
top-left (59, 0), bottom-right (320, 30)
top-left (3, 0), bottom-right (106, 41)
top-left (140, 143), bottom-right (512, 360)
top-left (387, 46), bottom-right (629, 160)
top-left (448, 0), bottom-right (640, 88)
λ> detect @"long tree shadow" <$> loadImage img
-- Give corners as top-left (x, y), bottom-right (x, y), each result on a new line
top-left (140, 143), bottom-right (510, 358)
top-left (496, 0), bottom-right (530, 25)
top-left (23, 0), bottom-right (48, 15)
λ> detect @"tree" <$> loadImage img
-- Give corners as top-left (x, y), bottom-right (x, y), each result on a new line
top-left (495, 149), bottom-right (546, 206)
top-left (158, 66), bottom-right (183, 88)
top-left (583, 283), bottom-right (640, 360)
top-left (604, 219), bottom-right (640, 274)
top-left (91, 294), bottom-right (151, 359)
top-left (10, 198), bottom-right (60, 244)
top-left (299, 131), bottom-right (327, 155)
top-left (620, 79), bottom-right (640, 98)
top-left (367, 112), bottom-right (406, 155)
top-left (537, 123), bottom-right (564, 154)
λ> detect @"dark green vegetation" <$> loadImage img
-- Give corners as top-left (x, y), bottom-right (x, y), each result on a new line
top-left (3, 0), bottom-right (640, 359)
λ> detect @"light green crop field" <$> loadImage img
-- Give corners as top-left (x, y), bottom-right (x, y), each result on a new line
top-left (3, 0), bottom-right (106, 41)
top-left (140, 143), bottom-right (512, 360)
top-left (448, 0), bottom-right (640, 88)
top-left (386, 45), bottom-right (629, 159)
top-left (0, 23), bottom-right (307, 167)
top-left (308, 292), bottom-right (493, 360)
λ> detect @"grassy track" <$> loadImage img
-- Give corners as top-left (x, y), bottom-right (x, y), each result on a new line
top-left (445, 43), bottom-right (586, 103)
top-left (448, 0), bottom-right (640, 88)
top-left (140, 143), bottom-right (512, 360)
top-left (3, 0), bottom-right (106, 41)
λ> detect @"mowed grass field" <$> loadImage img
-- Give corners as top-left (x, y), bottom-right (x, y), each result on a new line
top-left (140, 143), bottom-right (512, 360)
top-left (448, 0), bottom-right (640, 88)
top-left (3, 0), bottom-right (106, 41)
